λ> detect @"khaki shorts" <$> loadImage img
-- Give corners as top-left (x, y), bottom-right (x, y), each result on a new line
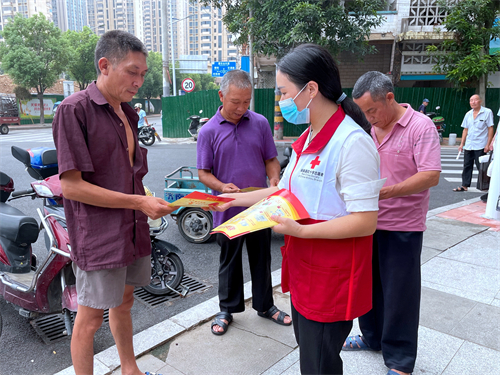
top-left (72, 256), bottom-right (150, 309)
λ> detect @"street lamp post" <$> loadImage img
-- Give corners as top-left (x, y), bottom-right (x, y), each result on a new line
top-left (162, 0), bottom-right (170, 97)
top-left (169, 0), bottom-right (177, 96)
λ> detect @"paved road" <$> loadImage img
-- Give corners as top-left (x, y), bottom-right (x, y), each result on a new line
top-left (0, 128), bottom-right (484, 374)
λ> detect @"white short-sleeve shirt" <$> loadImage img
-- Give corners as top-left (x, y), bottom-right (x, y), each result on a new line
top-left (461, 106), bottom-right (494, 150)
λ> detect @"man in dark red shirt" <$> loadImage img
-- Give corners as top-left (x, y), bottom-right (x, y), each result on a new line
top-left (53, 30), bottom-right (175, 375)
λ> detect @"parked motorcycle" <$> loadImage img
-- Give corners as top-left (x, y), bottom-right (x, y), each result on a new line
top-left (280, 146), bottom-right (293, 179)
top-left (187, 110), bottom-right (210, 141)
top-left (0, 147), bottom-right (187, 338)
top-left (426, 106), bottom-right (446, 144)
top-left (138, 124), bottom-right (161, 146)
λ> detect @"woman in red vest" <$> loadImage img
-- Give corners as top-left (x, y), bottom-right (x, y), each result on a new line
top-left (212, 44), bottom-right (384, 374)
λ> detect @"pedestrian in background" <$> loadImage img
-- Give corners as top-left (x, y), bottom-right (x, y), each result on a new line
top-left (134, 102), bottom-right (149, 127)
top-left (53, 30), bottom-right (175, 375)
top-left (417, 98), bottom-right (429, 114)
top-left (453, 94), bottom-right (494, 192)
top-left (210, 44), bottom-right (385, 374)
top-left (485, 108), bottom-right (499, 219)
top-left (345, 71), bottom-right (441, 375)
top-left (197, 70), bottom-right (291, 336)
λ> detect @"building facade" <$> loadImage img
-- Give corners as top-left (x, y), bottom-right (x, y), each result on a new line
top-left (0, 0), bottom-right (53, 35)
top-left (52, 0), bottom-right (88, 32)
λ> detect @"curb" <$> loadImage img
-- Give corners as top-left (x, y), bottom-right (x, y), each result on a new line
top-left (54, 197), bottom-right (487, 375)
top-left (54, 269), bottom-right (283, 375)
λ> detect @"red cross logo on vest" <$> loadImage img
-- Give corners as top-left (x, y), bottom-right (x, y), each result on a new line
top-left (310, 156), bottom-right (321, 169)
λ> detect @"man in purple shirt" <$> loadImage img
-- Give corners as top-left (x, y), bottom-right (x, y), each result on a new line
top-left (53, 31), bottom-right (175, 375)
top-left (197, 70), bottom-right (291, 335)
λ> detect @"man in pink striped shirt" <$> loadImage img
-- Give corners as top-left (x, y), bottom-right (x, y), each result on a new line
top-left (342, 72), bottom-right (441, 375)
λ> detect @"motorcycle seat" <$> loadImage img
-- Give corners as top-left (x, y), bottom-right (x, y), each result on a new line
top-left (0, 203), bottom-right (39, 245)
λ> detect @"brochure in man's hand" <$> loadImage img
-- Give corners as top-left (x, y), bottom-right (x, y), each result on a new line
top-left (212, 189), bottom-right (309, 240)
top-left (168, 191), bottom-right (234, 207)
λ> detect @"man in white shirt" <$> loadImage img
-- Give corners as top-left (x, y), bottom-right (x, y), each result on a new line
top-left (453, 95), bottom-right (494, 192)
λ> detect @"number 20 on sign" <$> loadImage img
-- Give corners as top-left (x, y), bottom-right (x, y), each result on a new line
top-left (182, 78), bottom-right (195, 93)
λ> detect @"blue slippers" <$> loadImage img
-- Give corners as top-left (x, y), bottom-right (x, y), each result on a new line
top-left (342, 335), bottom-right (372, 351)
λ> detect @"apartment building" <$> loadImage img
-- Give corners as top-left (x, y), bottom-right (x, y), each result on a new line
top-left (0, 0), bottom-right (53, 34)
top-left (86, 0), bottom-right (137, 37)
top-left (52, 0), bottom-right (87, 32)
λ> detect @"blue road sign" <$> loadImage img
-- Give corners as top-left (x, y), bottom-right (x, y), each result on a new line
top-left (212, 61), bottom-right (237, 77)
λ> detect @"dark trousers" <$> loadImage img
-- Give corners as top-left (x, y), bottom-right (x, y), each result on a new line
top-left (358, 230), bottom-right (423, 373)
top-left (462, 149), bottom-right (485, 187)
top-left (291, 300), bottom-right (352, 375)
top-left (216, 229), bottom-right (273, 313)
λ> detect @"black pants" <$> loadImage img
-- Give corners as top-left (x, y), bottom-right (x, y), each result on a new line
top-left (216, 229), bottom-right (273, 313)
top-left (291, 300), bottom-right (352, 375)
top-left (462, 149), bottom-right (485, 187)
top-left (358, 230), bottom-right (423, 373)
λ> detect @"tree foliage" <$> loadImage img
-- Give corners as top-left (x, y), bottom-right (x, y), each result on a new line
top-left (174, 71), bottom-right (219, 93)
top-left (63, 26), bottom-right (99, 90)
top-left (138, 51), bottom-right (163, 101)
top-left (0, 13), bottom-right (69, 123)
top-left (203, 0), bottom-right (385, 58)
top-left (427, 0), bottom-right (500, 93)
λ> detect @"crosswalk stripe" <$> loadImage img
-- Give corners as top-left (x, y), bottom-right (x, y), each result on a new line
top-left (441, 169), bottom-right (477, 175)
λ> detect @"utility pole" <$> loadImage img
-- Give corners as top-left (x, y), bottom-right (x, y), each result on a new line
top-left (161, 0), bottom-right (170, 97)
top-left (169, 0), bottom-right (177, 96)
top-left (249, 8), bottom-right (255, 111)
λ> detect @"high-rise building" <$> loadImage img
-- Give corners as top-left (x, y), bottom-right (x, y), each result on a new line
top-left (52, 0), bottom-right (88, 32)
top-left (0, 0), bottom-right (53, 35)
top-left (86, 0), bottom-right (137, 37)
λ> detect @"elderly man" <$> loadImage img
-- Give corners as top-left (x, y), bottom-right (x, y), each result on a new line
top-left (453, 94), bottom-right (494, 192)
top-left (53, 30), bottom-right (175, 375)
top-left (197, 70), bottom-right (291, 336)
top-left (342, 71), bottom-right (441, 375)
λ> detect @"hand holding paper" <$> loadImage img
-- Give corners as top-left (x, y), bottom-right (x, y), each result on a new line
top-left (212, 189), bottom-right (309, 239)
top-left (456, 150), bottom-right (461, 160)
top-left (168, 191), bottom-right (234, 208)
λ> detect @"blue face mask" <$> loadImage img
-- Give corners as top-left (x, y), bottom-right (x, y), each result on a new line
top-left (279, 84), bottom-right (313, 125)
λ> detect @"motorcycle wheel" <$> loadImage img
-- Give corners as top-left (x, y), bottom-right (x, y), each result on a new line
top-left (140, 132), bottom-right (155, 146)
top-left (144, 243), bottom-right (184, 295)
top-left (178, 208), bottom-right (213, 243)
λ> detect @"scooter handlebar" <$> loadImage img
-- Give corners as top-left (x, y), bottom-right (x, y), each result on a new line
top-left (11, 188), bottom-right (35, 198)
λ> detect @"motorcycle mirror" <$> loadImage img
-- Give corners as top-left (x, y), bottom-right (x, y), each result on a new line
top-left (436, 106), bottom-right (440, 110)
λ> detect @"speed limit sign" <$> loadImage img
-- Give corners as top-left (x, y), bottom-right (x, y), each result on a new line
top-left (182, 78), bottom-right (195, 93)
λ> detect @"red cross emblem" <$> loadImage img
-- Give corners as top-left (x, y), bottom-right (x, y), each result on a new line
top-left (310, 156), bottom-right (321, 169)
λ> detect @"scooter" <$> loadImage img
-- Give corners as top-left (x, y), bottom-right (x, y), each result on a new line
top-left (426, 106), bottom-right (446, 144)
top-left (0, 147), bottom-right (187, 338)
top-left (187, 110), bottom-right (210, 141)
top-left (138, 124), bottom-right (161, 146)
top-left (280, 146), bottom-right (292, 179)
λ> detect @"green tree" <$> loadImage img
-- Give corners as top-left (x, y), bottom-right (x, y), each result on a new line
top-left (171, 69), bottom-right (218, 94)
top-left (0, 13), bottom-right (69, 124)
top-left (64, 26), bottom-right (99, 91)
top-left (427, 0), bottom-right (500, 101)
top-left (137, 51), bottom-right (163, 110)
top-left (203, 0), bottom-right (385, 58)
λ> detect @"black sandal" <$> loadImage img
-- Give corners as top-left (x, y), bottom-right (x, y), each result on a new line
top-left (257, 305), bottom-right (292, 326)
top-left (210, 311), bottom-right (233, 336)
top-left (453, 186), bottom-right (468, 192)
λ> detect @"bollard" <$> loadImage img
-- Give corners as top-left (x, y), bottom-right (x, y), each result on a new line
top-left (448, 133), bottom-right (457, 146)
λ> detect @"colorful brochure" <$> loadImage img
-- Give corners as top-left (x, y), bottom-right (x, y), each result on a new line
top-left (212, 189), bottom-right (309, 239)
top-left (168, 191), bottom-right (234, 207)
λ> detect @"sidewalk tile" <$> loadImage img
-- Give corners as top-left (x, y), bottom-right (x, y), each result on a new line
top-left (261, 349), bottom-right (299, 375)
top-left (156, 363), bottom-right (185, 375)
top-left (442, 341), bottom-right (500, 375)
top-left (233, 293), bottom-right (296, 348)
top-left (449, 303), bottom-right (500, 351)
top-left (111, 354), bottom-right (165, 375)
top-left (422, 257), bottom-right (500, 304)
top-left (438, 231), bottom-right (500, 270)
top-left (169, 296), bottom-right (219, 329)
top-left (163, 320), bottom-right (293, 375)
top-left (280, 361), bottom-right (301, 375)
top-left (421, 246), bottom-right (442, 264)
top-left (419, 287), bottom-right (477, 334)
top-left (423, 217), bottom-right (487, 251)
top-left (412, 326), bottom-right (464, 375)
